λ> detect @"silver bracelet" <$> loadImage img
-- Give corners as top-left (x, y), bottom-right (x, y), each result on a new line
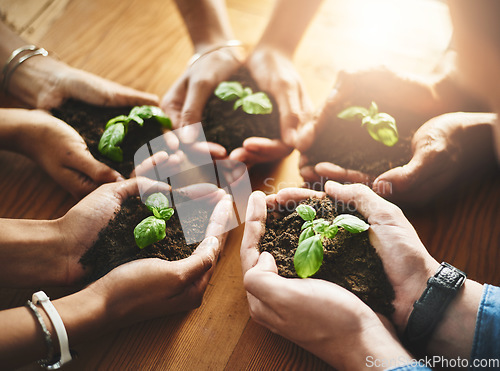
top-left (26, 300), bottom-right (55, 367)
top-left (187, 39), bottom-right (243, 67)
top-left (2, 44), bottom-right (48, 94)
top-left (32, 291), bottom-right (73, 369)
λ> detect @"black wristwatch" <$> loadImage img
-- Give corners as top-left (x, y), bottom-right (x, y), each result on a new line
top-left (402, 262), bottom-right (467, 355)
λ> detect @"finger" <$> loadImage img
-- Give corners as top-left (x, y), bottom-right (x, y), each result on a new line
top-left (275, 187), bottom-right (325, 208)
top-left (240, 191), bottom-right (267, 274)
top-left (67, 68), bottom-right (159, 107)
top-left (324, 181), bottom-right (392, 218)
top-left (179, 79), bottom-right (214, 127)
top-left (205, 194), bottom-right (234, 245)
top-left (315, 162), bottom-right (372, 184)
top-left (188, 141), bottom-right (227, 159)
top-left (161, 75), bottom-right (188, 128)
top-left (178, 236), bottom-right (219, 282)
top-left (243, 137), bottom-right (293, 158)
top-left (277, 89), bottom-right (302, 147)
top-left (243, 252), bottom-right (285, 302)
top-left (299, 165), bottom-right (321, 184)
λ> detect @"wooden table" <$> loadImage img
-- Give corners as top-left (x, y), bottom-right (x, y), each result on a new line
top-left (0, 0), bottom-right (498, 369)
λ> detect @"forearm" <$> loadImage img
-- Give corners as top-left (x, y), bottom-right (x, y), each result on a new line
top-left (0, 21), bottom-right (27, 66)
top-left (427, 279), bottom-right (483, 360)
top-left (256, 0), bottom-right (324, 57)
top-left (0, 287), bottom-right (107, 369)
top-left (173, 0), bottom-right (235, 51)
top-left (0, 218), bottom-right (63, 287)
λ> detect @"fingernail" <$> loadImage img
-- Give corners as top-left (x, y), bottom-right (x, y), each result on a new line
top-left (116, 175), bottom-right (126, 182)
top-left (202, 236), bottom-right (219, 253)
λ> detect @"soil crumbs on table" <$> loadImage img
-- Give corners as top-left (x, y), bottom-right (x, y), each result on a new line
top-left (80, 194), bottom-right (208, 283)
top-left (259, 196), bottom-right (395, 317)
top-left (201, 67), bottom-right (281, 154)
top-left (52, 99), bottom-right (164, 177)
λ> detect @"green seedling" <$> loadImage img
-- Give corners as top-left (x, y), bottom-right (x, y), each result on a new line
top-left (98, 105), bottom-right (172, 162)
top-left (337, 101), bottom-right (398, 147)
top-left (214, 81), bottom-right (272, 115)
top-left (294, 204), bottom-right (369, 278)
top-left (134, 192), bottom-right (174, 249)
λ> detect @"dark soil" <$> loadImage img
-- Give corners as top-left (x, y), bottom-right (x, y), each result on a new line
top-left (259, 196), bottom-right (395, 317)
top-left (52, 99), bottom-right (164, 177)
top-left (80, 193), bottom-right (208, 283)
top-left (201, 67), bottom-right (281, 154)
top-left (304, 104), bottom-right (425, 177)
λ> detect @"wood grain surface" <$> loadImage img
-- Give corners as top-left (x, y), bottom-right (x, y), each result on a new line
top-left (0, 0), bottom-right (498, 370)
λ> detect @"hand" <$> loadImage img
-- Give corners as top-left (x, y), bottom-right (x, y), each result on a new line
top-left (240, 190), bottom-right (412, 370)
top-left (10, 109), bottom-right (123, 199)
top-left (372, 112), bottom-right (497, 205)
top-left (161, 48), bottom-right (243, 159)
top-left (9, 55), bottom-right (159, 109)
top-left (297, 67), bottom-right (452, 185)
top-left (229, 46), bottom-right (312, 165)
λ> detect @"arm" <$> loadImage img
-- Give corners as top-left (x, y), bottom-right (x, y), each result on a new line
top-left (323, 181), bottom-right (483, 360)
top-left (0, 20), bottom-right (158, 109)
top-left (0, 108), bottom-right (122, 198)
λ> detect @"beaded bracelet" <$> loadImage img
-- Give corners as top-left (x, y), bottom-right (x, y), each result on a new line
top-left (2, 44), bottom-right (48, 94)
top-left (25, 299), bottom-right (55, 367)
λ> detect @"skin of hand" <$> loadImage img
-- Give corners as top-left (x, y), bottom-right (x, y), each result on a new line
top-left (0, 108), bottom-right (123, 199)
top-left (0, 234), bottom-right (226, 369)
top-left (298, 68), bottom-right (489, 186)
top-left (240, 188), bottom-right (413, 370)
top-left (371, 112), bottom-right (497, 204)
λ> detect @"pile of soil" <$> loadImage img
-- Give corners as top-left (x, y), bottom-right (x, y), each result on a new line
top-left (80, 193), bottom-right (208, 283)
top-left (201, 67), bottom-right (281, 154)
top-left (304, 104), bottom-right (424, 177)
top-left (259, 196), bottom-right (395, 317)
top-left (52, 100), bottom-right (164, 177)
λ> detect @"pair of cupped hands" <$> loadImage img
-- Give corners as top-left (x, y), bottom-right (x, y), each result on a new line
top-left (3, 51), bottom-right (488, 363)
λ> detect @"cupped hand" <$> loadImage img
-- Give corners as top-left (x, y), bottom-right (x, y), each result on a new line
top-left (9, 55), bottom-right (159, 109)
top-left (85, 188), bottom-right (233, 322)
top-left (297, 67), bottom-right (448, 185)
top-left (240, 190), bottom-right (412, 369)
top-left (13, 109), bottom-right (122, 199)
top-left (161, 48), bottom-right (243, 159)
top-left (322, 181), bottom-right (440, 331)
top-left (372, 112), bottom-right (497, 205)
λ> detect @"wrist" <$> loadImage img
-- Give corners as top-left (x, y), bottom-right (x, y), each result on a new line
top-left (0, 219), bottom-right (65, 286)
top-left (336, 321), bottom-right (412, 371)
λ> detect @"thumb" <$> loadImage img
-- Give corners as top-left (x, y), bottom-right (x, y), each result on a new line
top-left (178, 236), bottom-right (220, 282)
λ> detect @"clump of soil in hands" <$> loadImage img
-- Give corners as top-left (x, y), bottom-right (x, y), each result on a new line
top-left (80, 193), bottom-right (209, 283)
top-left (201, 67), bottom-right (281, 154)
top-left (259, 196), bottom-right (395, 317)
top-left (52, 99), bottom-right (164, 177)
top-left (304, 104), bottom-right (422, 177)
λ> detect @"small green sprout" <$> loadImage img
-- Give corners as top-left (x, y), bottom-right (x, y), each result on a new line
top-left (98, 106), bottom-right (172, 162)
top-left (337, 101), bottom-right (398, 147)
top-left (214, 81), bottom-right (272, 115)
top-left (294, 204), bottom-right (369, 278)
top-left (134, 192), bottom-right (174, 249)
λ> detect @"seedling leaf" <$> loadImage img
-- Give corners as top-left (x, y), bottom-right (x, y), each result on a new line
top-left (134, 216), bottom-right (166, 249)
top-left (98, 123), bottom-right (125, 162)
top-left (333, 214), bottom-right (369, 233)
top-left (299, 226), bottom-right (315, 244)
top-left (145, 192), bottom-right (170, 212)
top-left (294, 235), bottom-right (323, 278)
top-left (106, 115), bottom-right (130, 129)
top-left (241, 92), bottom-right (273, 114)
top-left (296, 204), bottom-right (316, 221)
top-left (215, 81), bottom-right (244, 101)
top-left (337, 106), bottom-right (369, 121)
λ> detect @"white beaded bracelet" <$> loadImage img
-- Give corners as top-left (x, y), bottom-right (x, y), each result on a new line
top-left (32, 291), bottom-right (72, 369)
top-left (187, 39), bottom-right (243, 67)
